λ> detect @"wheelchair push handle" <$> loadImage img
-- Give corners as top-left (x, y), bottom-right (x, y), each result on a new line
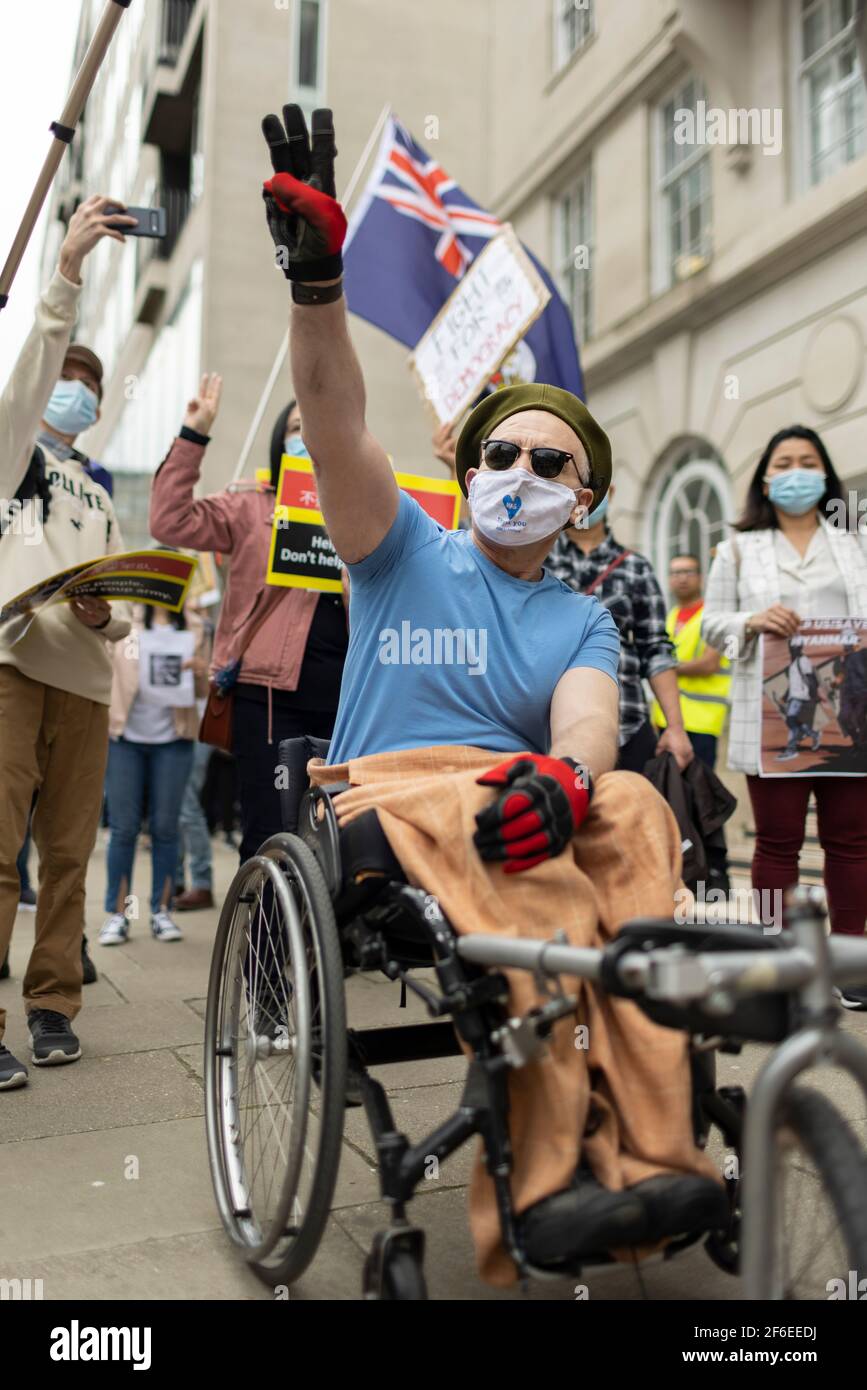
top-left (456, 933), bottom-right (867, 1005)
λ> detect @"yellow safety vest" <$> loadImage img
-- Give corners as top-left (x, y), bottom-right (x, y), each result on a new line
top-left (650, 605), bottom-right (731, 736)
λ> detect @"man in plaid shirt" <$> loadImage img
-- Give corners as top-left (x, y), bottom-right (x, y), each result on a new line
top-left (547, 485), bottom-right (694, 773)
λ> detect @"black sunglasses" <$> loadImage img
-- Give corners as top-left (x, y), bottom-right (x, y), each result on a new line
top-left (480, 438), bottom-right (578, 480)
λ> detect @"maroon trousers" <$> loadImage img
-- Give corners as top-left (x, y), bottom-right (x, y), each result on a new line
top-left (746, 775), bottom-right (867, 936)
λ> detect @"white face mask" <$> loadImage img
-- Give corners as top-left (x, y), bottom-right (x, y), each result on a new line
top-left (468, 467), bottom-right (578, 546)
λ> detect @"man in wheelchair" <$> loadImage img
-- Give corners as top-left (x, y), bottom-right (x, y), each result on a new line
top-left (259, 104), bottom-right (725, 1286)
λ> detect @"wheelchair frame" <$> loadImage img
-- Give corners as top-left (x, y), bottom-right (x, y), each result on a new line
top-left (204, 768), bottom-right (867, 1300)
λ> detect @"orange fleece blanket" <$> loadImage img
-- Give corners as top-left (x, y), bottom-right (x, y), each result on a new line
top-left (309, 745), bottom-right (721, 1285)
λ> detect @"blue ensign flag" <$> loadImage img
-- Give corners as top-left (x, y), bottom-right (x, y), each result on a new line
top-left (343, 115), bottom-right (584, 400)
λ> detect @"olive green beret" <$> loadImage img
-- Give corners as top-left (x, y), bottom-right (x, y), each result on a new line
top-left (454, 383), bottom-right (612, 508)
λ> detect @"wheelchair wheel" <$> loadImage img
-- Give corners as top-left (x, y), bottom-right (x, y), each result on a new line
top-left (204, 837), bottom-right (347, 1289)
top-left (768, 1088), bottom-right (867, 1299)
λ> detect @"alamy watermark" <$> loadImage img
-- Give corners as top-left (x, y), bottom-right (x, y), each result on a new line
top-left (378, 621), bottom-right (488, 676)
top-left (0, 1277), bottom-right (43, 1300)
top-left (673, 101), bottom-right (782, 157)
top-left (0, 497), bottom-right (43, 545)
top-left (675, 882), bottom-right (785, 935)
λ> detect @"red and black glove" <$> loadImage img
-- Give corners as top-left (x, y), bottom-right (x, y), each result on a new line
top-left (261, 104), bottom-right (347, 282)
top-left (473, 755), bottom-right (593, 874)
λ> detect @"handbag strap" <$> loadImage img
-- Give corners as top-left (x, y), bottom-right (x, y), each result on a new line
top-left (211, 587), bottom-right (280, 691)
top-left (583, 548), bottom-right (632, 595)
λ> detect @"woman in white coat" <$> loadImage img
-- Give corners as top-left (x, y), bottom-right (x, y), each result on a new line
top-left (703, 426), bottom-right (867, 1004)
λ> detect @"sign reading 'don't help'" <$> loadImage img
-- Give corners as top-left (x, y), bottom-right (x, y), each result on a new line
top-left (408, 223), bottom-right (551, 428)
top-left (266, 457), bottom-right (462, 592)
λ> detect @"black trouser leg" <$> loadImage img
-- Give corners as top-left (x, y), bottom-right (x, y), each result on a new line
top-left (231, 691), bottom-right (338, 1014)
top-left (615, 719), bottom-right (659, 773)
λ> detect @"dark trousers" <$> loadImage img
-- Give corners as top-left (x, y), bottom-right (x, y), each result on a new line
top-left (231, 688), bottom-right (338, 862)
top-left (747, 775), bottom-right (867, 936)
top-left (231, 689), bottom-right (338, 1011)
top-left (687, 732), bottom-right (718, 769)
top-left (616, 719), bottom-right (658, 773)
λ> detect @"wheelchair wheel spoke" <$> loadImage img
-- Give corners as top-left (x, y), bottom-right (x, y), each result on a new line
top-left (205, 839), bottom-right (346, 1286)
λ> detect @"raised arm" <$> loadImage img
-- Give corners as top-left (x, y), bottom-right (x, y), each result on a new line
top-left (0, 196), bottom-right (135, 497)
top-left (150, 374), bottom-right (236, 554)
top-left (260, 104), bottom-right (398, 564)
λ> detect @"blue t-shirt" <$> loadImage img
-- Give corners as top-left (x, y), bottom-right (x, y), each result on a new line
top-left (328, 492), bottom-right (619, 763)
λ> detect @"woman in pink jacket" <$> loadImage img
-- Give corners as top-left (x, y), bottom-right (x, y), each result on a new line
top-left (149, 374), bottom-right (348, 864)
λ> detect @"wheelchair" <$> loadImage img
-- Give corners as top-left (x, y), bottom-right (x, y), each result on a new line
top-left (204, 736), bottom-right (867, 1300)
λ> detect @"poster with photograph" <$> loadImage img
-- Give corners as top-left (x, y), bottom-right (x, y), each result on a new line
top-left (137, 627), bottom-right (195, 708)
top-left (759, 619), bottom-right (867, 776)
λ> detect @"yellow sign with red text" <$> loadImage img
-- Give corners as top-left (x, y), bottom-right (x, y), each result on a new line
top-left (266, 457), bottom-right (461, 591)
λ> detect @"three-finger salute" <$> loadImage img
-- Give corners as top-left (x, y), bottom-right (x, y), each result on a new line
top-left (260, 104), bottom-right (347, 294)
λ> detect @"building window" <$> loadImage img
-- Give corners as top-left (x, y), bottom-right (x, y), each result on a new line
top-left (654, 76), bottom-right (712, 293)
top-left (553, 0), bottom-right (594, 71)
top-left (649, 446), bottom-right (733, 580)
top-left (556, 167), bottom-right (593, 343)
top-left (799, 0), bottom-right (866, 186)
top-left (292, 0), bottom-right (326, 116)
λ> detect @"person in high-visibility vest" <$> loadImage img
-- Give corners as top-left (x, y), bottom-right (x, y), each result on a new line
top-left (651, 553), bottom-right (731, 770)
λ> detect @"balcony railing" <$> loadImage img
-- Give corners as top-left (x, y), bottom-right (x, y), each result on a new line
top-left (135, 185), bottom-right (192, 279)
top-left (158, 0), bottom-right (196, 65)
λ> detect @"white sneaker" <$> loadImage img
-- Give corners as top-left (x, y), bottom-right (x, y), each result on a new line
top-left (151, 910), bottom-right (183, 943)
top-left (98, 913), bottom-right (129, 946)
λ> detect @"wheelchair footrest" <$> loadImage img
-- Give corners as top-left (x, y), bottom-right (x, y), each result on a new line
top-left (521, 1171), bottom-right (729, 1270)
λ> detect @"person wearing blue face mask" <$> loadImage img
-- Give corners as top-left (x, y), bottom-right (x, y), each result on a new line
top-left (704, 426), bottom-right (867, 998)
top-left (0, 194), bottom-right (136, 1091)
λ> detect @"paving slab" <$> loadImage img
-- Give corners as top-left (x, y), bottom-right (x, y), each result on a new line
top-left (342, 1081), bottom-right (476, 1187)
top-left (0, 1050), bottom-right (205, 1143)
top-left (0, 1000), bottom-right (205, 1061)
top-left (12, 1224), bottom-right (367, 1302)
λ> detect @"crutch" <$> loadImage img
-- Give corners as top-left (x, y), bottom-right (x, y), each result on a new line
top-left (0, 0), bottom-right (135, 311)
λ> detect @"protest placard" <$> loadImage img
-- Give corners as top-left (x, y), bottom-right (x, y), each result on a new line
top-left (0, 550), bottom-right (198, 645)
top-left (137, 627), bottom-right (196, 708)
top-left (266, 457), bottom-right (461, 591)
top-left (759, 619), bottom-right (867, 776)
top-left (408, 223), bottom-right (551, 427)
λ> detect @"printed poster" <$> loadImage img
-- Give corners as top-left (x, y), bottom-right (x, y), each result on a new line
top-left (759, 619), bottom-right (867, 776)
top-left (266, 457), bottom-right (461, 591)
top-left (136, 627), bottom-right (196, 708)
top-left (408, 224), bottom-right (551, 427)
top-left (0, 550), bottom-right (198, 646)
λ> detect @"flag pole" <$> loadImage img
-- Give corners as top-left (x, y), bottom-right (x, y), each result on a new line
top-left (230, 101), bottom-right (392, 483)
top-left (0, 0), bottom-right (136, 310)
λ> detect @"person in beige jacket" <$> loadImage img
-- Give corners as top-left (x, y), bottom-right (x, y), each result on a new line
top-left (0, 195), bottom-right (136, 1091)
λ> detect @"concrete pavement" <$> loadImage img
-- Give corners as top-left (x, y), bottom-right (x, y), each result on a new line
top-left (1, 834), bottom-right (866, 1301)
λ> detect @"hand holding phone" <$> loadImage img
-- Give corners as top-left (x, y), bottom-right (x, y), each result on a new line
top-left (104, 205), bottom-right (167, 239)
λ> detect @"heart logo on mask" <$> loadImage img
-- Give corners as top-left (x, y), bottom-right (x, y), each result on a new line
top-left (502, 495), bottom-right (522, 520)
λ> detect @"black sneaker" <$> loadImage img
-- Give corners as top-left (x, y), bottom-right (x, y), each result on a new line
top-left (0, 1045), bottom-right (28, 1089)
top-left (81, 936), bottom-right (97, 986)
top-left (0, 950), bottom-right (9, 981)
top-left (835, 986), bottom-right (867, 1011)
top-left (17, 887), bottom-right (36, 912)
top-left (27, 1009), bottom-right (81, 1065)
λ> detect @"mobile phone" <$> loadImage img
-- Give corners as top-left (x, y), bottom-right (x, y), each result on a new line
top-left (104, 205), bottom-right (167, 238)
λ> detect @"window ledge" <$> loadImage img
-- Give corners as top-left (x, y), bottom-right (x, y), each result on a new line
top-left (545, 30), bottom-right (598, 96)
